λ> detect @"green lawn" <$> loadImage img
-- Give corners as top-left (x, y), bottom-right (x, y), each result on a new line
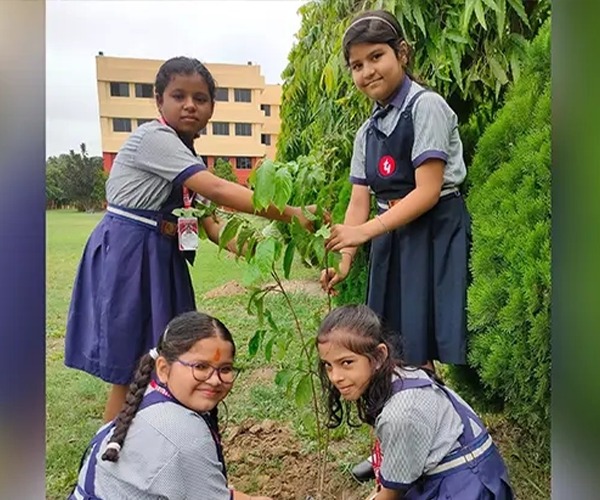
top-left (46, 209), bottom-right (371, 499)
top-left (46, 209), bottom-right (548, 500)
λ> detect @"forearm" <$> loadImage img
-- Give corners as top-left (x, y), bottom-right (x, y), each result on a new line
top-left (361, 187), bottom-right (439, 240)
top-left (341, 201), bottom-right (370, 259)
top-left (202, 216), bottom-right (240, 255)
top-left (187, 173), bottom-right (299, 223)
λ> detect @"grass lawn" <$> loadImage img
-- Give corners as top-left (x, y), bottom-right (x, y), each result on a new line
top-left (46, 209), bottom-right (549, 500)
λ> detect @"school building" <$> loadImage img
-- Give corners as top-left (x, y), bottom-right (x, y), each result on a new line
top-left (95, 54), bottom-right (282, 184)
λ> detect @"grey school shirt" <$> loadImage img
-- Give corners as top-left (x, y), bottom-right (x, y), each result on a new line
top-left (349, 77), bottom-right (466, 191)
top-left (106, 120), bottom-right (207, 211)
top-left (375, 368), bottom-right (483, 488)
top-left (77, 390), bottom-right (231, 500)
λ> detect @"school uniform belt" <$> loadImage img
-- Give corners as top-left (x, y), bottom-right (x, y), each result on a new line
top-left (376, 187), bottom-right (459, 211)
top-left (425, 434), bottom-right (494, 476)
top-left (106, 206), bottom-right (178, 237)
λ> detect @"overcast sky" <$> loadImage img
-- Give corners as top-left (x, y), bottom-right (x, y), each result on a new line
top-left (46, 0), bottom-right (308, 158)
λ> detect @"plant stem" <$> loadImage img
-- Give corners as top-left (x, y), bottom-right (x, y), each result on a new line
top-left (270, 269), bottom-right (324, 474)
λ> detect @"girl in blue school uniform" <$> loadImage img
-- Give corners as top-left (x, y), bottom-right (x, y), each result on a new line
top-left (65, 56), bottom-right (317, 423)
top-left (321, 10), bottom-right (470, 374)
top-left (69, 311), bottom-right (273, 500)
top-left (317, 305), bottom-right (514, 500)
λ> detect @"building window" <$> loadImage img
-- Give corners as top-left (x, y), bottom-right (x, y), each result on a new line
top-left (234, 88), bottom-right (252, 102)
top-left (215, 88), bottom-right (229, 101)
top-left (135, 83), bottom-right (154, 98)
top-left (260, 104), bottom-right (271, 117)
top-left (199, 127), bottom-right (207, 135)
top-left (110, 82), bottom-right (130, 97)
top-left (212, 122), bottom-right (230, 136)
top-left (235, 123), bottom-right (252, 136)
top-left (113, 118), bottom-right (132, 132)
top-left (261, 133), bottom-right (271, 146)
top-left (137, 118), bottom-right (153, 127)
top-left (237, 157), bottom-right (252, 170)
top-left (217, 156), bottom-right (230, 164)
top-left (201, 155), bottom-right (208, 166)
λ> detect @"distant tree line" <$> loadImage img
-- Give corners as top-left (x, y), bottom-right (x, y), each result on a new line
top-left (46, 143), bottom-right (107, 212)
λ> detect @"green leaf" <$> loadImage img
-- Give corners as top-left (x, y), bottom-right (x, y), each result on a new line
top-left (218, 216), bottom-right (242, 252)
top-left (273, 167), bottom-right (293, 212)
top-left (462, 0), bottom-right (476, 33)
top-left (275, 337), bottom-right (288, 361)
top-left (489, 56), bottom-right (509, 84)
top-left (254, 239), bottom-right (277, 276)
top-left (445, 31), bottom-right (470, 44)
top-left (236, 225), bottom-right (254, 257)
top-left (449, 46), bottom-right (463, 89)
top-left (495, 0), bottom-right (506, 41)
top-left (264, 336), bottom-right (275, 362)
top-left (274, 369), bottom-right (294, 389)
top-left (264, 309), bottom-right (279, 333)
top-left (481, 0), bottom-right (501, 12)
top-left (283, 241), bottom-right (295, 280)
top-left (315, 225), bottom-right (331, 239)
top-left (245, 236), bottom-right (258, 261)
top-left (412, 3), bottom-right (427, 37)
top-left (474, 0), bottom-right (488, 30)
top-left (248, 330), bottom-right (263, 357)
top-left (507, 0), bottom-right (530, 27)
top-left (301, 206), bottom-right (317, 221)
top-left (251, 160), bottom-right (277, 210)
top-left (261, 221), bottom-right (281, 239)
top-left (295, 374), bottom-right (313, 407)
top-left (242, 259), bottom-right (262, 286)
top-left (312, 237), bottom-right (326, 265)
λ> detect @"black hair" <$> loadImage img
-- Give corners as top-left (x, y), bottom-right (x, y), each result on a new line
top-left (342, 10), bottom-right (420, 83)
top-left (155, 56), bottom-right (217, 103)
top-left (101, 311), bottom-right (235, 462)
top-left (316, 304), bottom-right (410, 427)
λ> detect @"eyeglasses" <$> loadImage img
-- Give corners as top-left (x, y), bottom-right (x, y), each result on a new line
top-left (175, 359), bottom-right (239, 384)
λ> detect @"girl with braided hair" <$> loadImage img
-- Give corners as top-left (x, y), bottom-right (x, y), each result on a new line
top-left (65, 56), bottom-right (317, 422)
top-left (68, 311), bottom-right (273, 500)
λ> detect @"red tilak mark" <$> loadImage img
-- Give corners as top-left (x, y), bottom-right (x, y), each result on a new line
top-left (213, 349), bottom-right (221, 362)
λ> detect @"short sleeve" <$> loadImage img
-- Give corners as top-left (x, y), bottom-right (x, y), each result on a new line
top-left (148, 427), bottom-right (231, 500)
top-left (136, 125), bottom-right (206, 184)
top-left (349, 123), bottom-right (368, 185)
top-left (411, 92), bottom-right (456, 169)
top-left (377, 409), bottom-right (435, 489)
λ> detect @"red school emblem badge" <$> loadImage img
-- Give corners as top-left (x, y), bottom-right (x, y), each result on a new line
top-left (378, 155), bottom-right (396, 176)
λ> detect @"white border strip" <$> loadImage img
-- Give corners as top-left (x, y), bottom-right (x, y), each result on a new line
top-left (107, 206), bottom-right (158, 227)
top-left (377, 187), bottom-right (459, 211)
top-left (426, 435), bottom-right (493, 475)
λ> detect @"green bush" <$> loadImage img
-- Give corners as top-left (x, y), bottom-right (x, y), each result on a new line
top-left (449, 20), bottom-right (551, 442)
top-left (214, 158), bottom-right (238, 184)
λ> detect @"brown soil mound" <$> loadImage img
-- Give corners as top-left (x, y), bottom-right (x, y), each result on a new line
top-left (204, 281), bottom-right (247, 299)
top-left (223, 419), bottom-right (366, 500)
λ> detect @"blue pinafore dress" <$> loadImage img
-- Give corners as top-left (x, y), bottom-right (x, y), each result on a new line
top-left (365, 90), bottom-right (471, 366)
top-left (374, 376), bottom-right (514, 499)
top-left (67, 384), bottom-right (228, 500)
top-left (64, 141), bottom-right (198, 385)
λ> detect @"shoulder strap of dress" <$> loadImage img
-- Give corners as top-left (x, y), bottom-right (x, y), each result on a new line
top-left (391, 376), bottom-right (433, 394)
top-left (404, 89), bottom-right (431, 113)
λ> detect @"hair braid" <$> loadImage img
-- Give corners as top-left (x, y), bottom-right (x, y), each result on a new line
top-left (101, 354), bottom-right (155, 462)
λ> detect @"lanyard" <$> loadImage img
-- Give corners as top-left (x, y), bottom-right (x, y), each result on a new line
top-left (157, 116), bottom-right (192, 209)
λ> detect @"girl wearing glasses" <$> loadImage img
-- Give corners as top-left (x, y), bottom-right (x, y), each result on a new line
top-left (68, 311), bottom-right (272, 500)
